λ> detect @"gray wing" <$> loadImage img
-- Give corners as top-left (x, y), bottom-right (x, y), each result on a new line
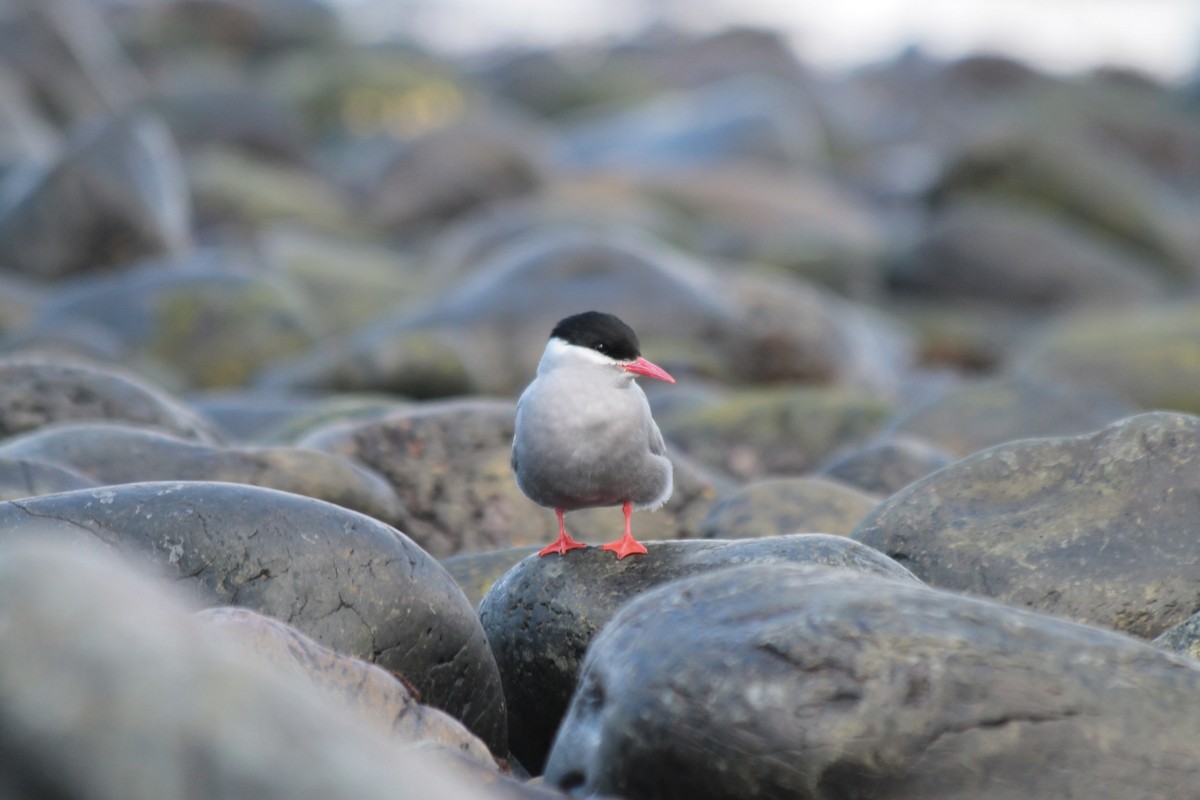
top-left (646, 410), bottom-right (667, 456)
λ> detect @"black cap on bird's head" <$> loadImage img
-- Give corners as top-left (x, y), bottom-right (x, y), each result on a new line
top-left (548, 311), bottom-right (675, 384)
top-left (550, 311), bottom-right (641, 362)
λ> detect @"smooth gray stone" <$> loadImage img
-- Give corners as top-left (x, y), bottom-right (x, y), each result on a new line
top-left (479, 535), bottom-right (918, 773)
top-left (0, 480), bottom-right (507, 754)
top-left (0, 539), bottom-right (494, 800)
top-left (854, 412), bottom-right (1200, 638)
top-left (545, 564), bottom-right (1200, 799)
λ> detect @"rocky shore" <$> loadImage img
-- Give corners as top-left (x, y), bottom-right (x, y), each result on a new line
top-left (2, 1), bottom-right (1200, 798)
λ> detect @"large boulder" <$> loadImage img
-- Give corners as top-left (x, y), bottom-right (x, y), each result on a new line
top-left (479, 535), bottom-right (918, 773)
top-left (696, 477), bottom-right (879, 539)
top-left (0, 422), bottom-right (403, 524)
top-left (0, 480), bottom-right (506, 753)
top-left (885, 373), bottom-right (1138, 456)
top-left (0, 538), bottom-right (501, 800)
top-left (0, 357), bottom-right (220, 442)
top-left (544, 565), bottom-right (1200, 799)
top-left (854, 412), bottom-right (1200, 638)
top-left (0, 113), bottom-right (188, 280)
top-left (1016, 301), bottom-right (1200, 415)
top-left (14, 259), bottom-right (318, 390)
top-left (196, 607), bottom-right (495, 767)
top-left (257, 229), bottom-right (912, 396)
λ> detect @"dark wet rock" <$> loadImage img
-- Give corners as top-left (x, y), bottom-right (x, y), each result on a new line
top-left (258, 228), bottom-right (912, 396)
top-left (363, 111), bottom-right (549, 233)
top-left (0, 539), bottom-right (495, 800)
top-left (0, 112), bottom-right (189, 281)
top-left (0, 456), bottom-right (96, 499)
top-left (886, 372), bottom-right (1138, 456)
top-left (656, 386), bottom-right (893, 480)
top-left (854, 412), bottom-right (1200, 638)
top-left (0, 356), bottom-right (220, 442)
top-left (0, 0), bottom-right (146, 124)
top-left (698, 477), bottom-right (878, 539)
top-left (544, 564), bottom-right (1200, 799)
top-left (479, 536), bottom-right (918, 773)
top-left (298, 399), bottom-right (722, 557)
top-left (891, 199), bottom-right (1164, 309)
top-left (0, 480), bottom-right (507, 753)
top-left (556, 75), bottom-right (822, 171)
top-left (197, 607), bottom-right (495, 766)
top-left (1154, 613), bottom-right (1200, 662)
top-left (0, 422), bottom-right (403, 524)
top-left (1016, 301), bottom-right (1200, 415)
top-left (816, 433), bottom-right (956, 496)
top-left (187, 147), bottom-right (360, 234)
top-left (440, 545), bottom-right (539, 608)
top-left (14, 258), bottom-right (317, 391)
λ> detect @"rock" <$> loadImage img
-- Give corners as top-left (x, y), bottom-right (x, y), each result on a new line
top-left (1154, 613), bottom-right (1200, 662)
top-left (0, 480), bottom-right (507, 753)
top-left (156, 85), bottom-right (307, 161)
top-left (930, 119), bottom-right (1199, 280)
top-left (414, 745), bottom-right (572, 799)
top-left (886, 372), bottom-right (1138, 456)
top-left (187, 147), bottom-right (361, 235)
top-left (0, 422), bottom-right (403, 525)
top-left (0, 538), bottom-right (495, 800)
top-left (853, 412), bottom-right (1200, 638)
top-left (299, 399), bottom-right (722, 557)
top-left (0, 456), bottom-right (96, 499)
top-left (1016, 301), bottom-right (1200, 415)
top-left (0, 356), bottom-right (221, 442)
top-left (363, 110), bottom-right (549, 233)
top-left (197, 607), bottom-right (495, 767)
top-left (439, 545), bottom-right (539, 608)
top-left (815, 433), bottom-right (956, 496)
top-left (258, 228), bottom-right (910, 396)
top-left (0, 68), bottom-right (57, 177)
top-left (15, 258), bottom-right (318, 391)
top-left (260, 43), bottom-right (464, 142)
top-left (637, 165), bottom-right (888, 297)
top-left (891, 199), bottom-right (1164, 309)
top-left (126, 0), bottom-right (342, 56)
top-left (656, 386), bottom-right (893, 480)
top-left (544, 564), bottom-right (1200, 799)
top-left (260, 225), bottom-right (434, 336)
top-left (0, 0), bottom-right (146, 124)
top-left (697, 476), bottom-right (879, 538)
top-left (479, 536), bottom-right (919, 773)
top-left (0, 112), bottom-right (189, 281)
top-left (556, 75), bottom-right (822, 171)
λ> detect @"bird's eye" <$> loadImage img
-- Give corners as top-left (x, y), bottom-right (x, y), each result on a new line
top-left (595, 343), bottom-right (607, 352)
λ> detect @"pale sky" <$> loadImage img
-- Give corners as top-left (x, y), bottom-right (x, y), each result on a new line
top-left (336, 0), bottom-right (1200, 82)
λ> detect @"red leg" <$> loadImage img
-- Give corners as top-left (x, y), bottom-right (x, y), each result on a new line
top-left (601, 502), bottom-right (648, 559)
top-left (538, 508), bottom-right (587, 557)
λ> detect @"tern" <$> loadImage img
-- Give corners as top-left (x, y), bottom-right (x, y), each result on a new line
top-left (512, 311), bottom-right (675, 559)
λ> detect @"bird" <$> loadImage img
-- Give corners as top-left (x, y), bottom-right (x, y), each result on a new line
top-left (512, 311), bottom-right (675, 559)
